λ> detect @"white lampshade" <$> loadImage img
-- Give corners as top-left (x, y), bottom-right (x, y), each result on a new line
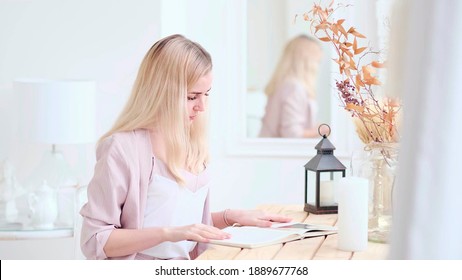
top-left (14, 79), bottom-right (96, 144)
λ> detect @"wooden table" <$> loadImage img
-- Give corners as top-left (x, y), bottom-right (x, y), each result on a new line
top-left (197, 204), bottom-right (389, 260)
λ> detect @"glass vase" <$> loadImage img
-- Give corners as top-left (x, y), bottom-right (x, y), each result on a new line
top-left (350, 142), bottom-right (399, 243)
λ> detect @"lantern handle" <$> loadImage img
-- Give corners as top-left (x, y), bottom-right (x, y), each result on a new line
top-left (318, 123), bottom-right (331, 138)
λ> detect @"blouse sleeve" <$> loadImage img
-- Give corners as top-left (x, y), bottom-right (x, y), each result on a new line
top-left (79, 136), bottom-right (131, 260)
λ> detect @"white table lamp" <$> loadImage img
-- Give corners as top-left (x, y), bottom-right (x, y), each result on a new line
top-left (14, 79), bottom-right (96, 190)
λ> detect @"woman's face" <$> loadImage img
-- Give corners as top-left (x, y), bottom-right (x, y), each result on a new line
top-left (187, 71), bottom-right (212, 122)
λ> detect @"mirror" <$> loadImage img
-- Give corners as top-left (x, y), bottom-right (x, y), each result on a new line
top-left (224, 0), bottom-right (353, 157)
top-left (246, 0), bottom-right (333, 138)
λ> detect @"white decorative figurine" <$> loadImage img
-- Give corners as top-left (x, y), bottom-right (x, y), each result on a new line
top-left (29, 180), bottom-right (58, 229)
top-left (0, 160), bottom-right (22, 226)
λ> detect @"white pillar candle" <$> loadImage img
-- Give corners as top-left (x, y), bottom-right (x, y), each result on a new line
top-left (320, 181), bottom-right (335, 205)
top-left (337, 176), bottom-right (368, 252)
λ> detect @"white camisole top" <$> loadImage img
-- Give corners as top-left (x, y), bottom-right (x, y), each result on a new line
top-left (139, 156), bottom-right (209, 259)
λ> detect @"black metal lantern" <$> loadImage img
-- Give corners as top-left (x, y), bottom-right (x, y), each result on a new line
top-left (304, 124), bottom-right (346, 214)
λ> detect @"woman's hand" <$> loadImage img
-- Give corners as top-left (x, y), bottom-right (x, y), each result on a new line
top-left (227, 209), bottom-right (292, 227)
top-left (165, 224), bottom-right (231, 243)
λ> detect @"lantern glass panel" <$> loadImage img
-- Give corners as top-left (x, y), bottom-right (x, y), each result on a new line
top-left (306, 170), bottom-right (317, 205)
top-left (319, 171), bottom-right (344, 206)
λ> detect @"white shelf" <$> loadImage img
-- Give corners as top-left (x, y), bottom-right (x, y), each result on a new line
top-left (0, 226), bottom-right (73, 240)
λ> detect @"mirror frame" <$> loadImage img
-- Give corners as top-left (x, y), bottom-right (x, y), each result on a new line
top-left (224, 0), bottom-right (354, 158)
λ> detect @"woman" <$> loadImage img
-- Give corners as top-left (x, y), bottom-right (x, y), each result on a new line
top-left (80, 34), bottom-right (290, 260)
top-left (259, 35), bottom-right (323, 138)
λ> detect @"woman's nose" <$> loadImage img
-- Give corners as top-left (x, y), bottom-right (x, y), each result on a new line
top-left (194, 96), bottom-right (205, 111)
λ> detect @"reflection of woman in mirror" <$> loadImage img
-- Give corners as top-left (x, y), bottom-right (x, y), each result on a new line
top-left (259, 35), bottom-right (323, 138)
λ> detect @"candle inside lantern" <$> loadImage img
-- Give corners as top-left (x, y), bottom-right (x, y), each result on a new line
top-left (320, 180), bottom-right (335, 205)
top-left (337, 176), bottom-right (368, 252)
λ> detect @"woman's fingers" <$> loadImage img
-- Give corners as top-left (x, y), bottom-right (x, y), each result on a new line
top-left (265, 214), bottom-right (293, 223)
top-left (254, 219), bottom-right (273, 227)
top-left (193, 224), bottom-right (231, 240)
top-left (175, 224), bottom-right (231, 243)
top-left (254, 214), bottom-right (292, 227)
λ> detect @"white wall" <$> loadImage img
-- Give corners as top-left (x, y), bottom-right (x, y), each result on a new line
top-left (0, 0), bottom-right (378, 259)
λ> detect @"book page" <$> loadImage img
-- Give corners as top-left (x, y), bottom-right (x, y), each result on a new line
top-left (271, 222), bottom-right (337, 231)
top-left (209, 223), bottom-right (337, 248)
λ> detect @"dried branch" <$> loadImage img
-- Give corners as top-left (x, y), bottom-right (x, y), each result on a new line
top-left (300, 1), bottom-right (401, 144)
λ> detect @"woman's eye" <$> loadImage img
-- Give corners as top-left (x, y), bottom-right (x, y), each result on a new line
top-left (187, 96), bottom-right (197, 101)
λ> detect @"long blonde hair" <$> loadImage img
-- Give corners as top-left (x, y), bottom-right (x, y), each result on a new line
top-left (265, 35), bottom-right (322, 99)
top-left (100, 34), bottom-right (212, 184)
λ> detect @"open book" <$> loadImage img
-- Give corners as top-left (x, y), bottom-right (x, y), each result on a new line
top-left (209, 222), bottom-right (337, 249)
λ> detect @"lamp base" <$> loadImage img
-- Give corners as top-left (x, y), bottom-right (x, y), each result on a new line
top-left (26, 145), bottom-right (78, 190)
top-left (304, 203), bottom-right (338, 214)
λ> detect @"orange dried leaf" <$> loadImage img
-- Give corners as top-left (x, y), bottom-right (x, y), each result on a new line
top-left (364, 77), bottom-right (382, 86)
top-left (371, 61), bottom-right (386, 68)
top-left (352, 31), bottom-right (366, 38)
top-left (331, 24), bottom-right (339, 35)
top-left (384, 111), bottom-right (394, 124)
top-left (346, 50), bottom-right (354, 58)
top-left (344, 68), bottom-right (351, 77)
top-left (386, 98), bottom-right (400, 107)
top-left (346, 103), bottom-right (365, 113)
top-left (338, 24), bottom-right (348, 37)
top-left (337, 19), bottom-right (346, 25)
top-left (362, 65), bottom-right (374, 79)
top-left (318, 37), bottom-right (331, 42)
top-left (354, 47), bottom-right (367, 55)
top-left (356, 74), bottom-right (365, 87)
top-left (315, 23), bottom-right (330, 31)
top-left (362, 65), bottom-right (382, 85)
top-left (340, 44), bottom-right (349, 52)
top-left (349, 58), bottom-right (357, 70)
top-left (344, 42), bottom-right (353, 47)
top-left (339, 63), bottom-right (344, 74)
top-left (372, 79), bottom-right (382, 85)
